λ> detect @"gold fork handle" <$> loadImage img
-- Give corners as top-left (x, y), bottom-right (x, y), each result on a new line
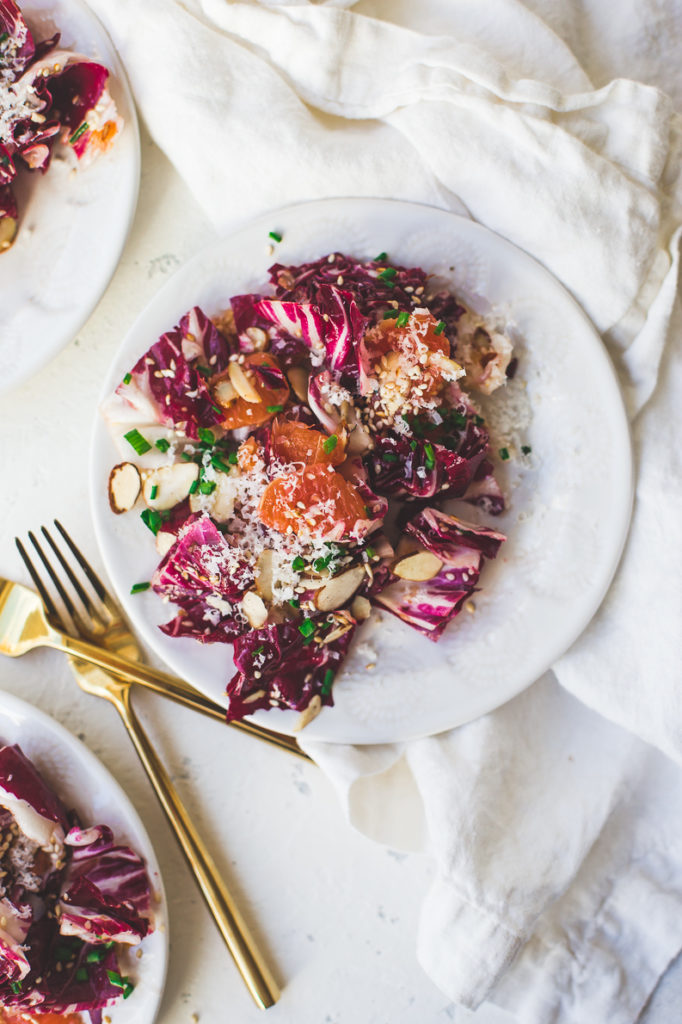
top-left (47, 633), bottom-right (307, 760)
top-left (113, 685), bottom-right (280, 1010)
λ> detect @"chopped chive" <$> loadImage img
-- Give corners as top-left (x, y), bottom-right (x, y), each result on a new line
top-left (321, 669), bottom-right (335, 696)
top-left (211, 455), bottom-right (232, 473)
top-left (140, 508), bottom-right (162, 535)
top-left (313, 557), bottom-right (328, 572)
top-left (123, 982), bottom-right (135, 999)
top-left (196, 364), bottom-right (211, 378)
top-left (365, 546), bottom-right (376, 559)
top-left (75, 967), bottom-right (89, 982)
top-left (150, 485), bottom-right (158, 501)
top-left (123, 372), bottom-right (132, 385)
top-left (379, 267), bottom-right (397, 281)
top-left (395, 311), bottom-right (410, 328)
top-left (199, 480), bottom-right (216, 494)
top-left (130, 582), bottom-right (150, 595)
top-left (267, 404), bottom-right (284, 413)
top-left (382, 309), bottom-right (397, 320)
top-left (227, 451), bottom-right (238, 465)
top-left (106, 969), bottom-right (127, 989)
top-left (409, 439), bottom-right (417, 451)
top-left (188, 479), bottom-right (199, 494)
top-left (269, 231), bottom-right (282, 243)
top-left (292, 555), bottom-right (305, 572)
top-left (323, 434), bottom-right (338, 454)
top-left (180, 451), bottom-right (193, 462)
top-left (211, 404), bottom-right (223, 415)
top-left (288, 598), bottom-right (300, 610)
top-left (375, 251), bottom-right (387, 262)
top-left (9, 981), bottom-right (21, 994)
top-left (69, 121), bottom-right (89, 145)
top-left (499, 447), bottom-right (510, 461)
top-left (254, 645), bottom-right (265, 656)
top-left (474, 415), bottom-right (485, 426)
top-left (198, 427), bottom-right (214, 446)
top-left (155, 438), bottom-right (171, 453)
top-left (124, 428), bottom-right (152, 456)
top-left (298, 618), bottom-right (315, 639)
top-left (381, 451), bottom-right (398, 463)
top-left (521, 445), bottom-right (532, 455)
top-left (434, 320), bottom-right (446, 335)
top-left (0, 32), bottom-right (9, 45)
top-left (86, 947), bottom-right (108, 963)
top-left (424, 442), bottom-right (435, 470)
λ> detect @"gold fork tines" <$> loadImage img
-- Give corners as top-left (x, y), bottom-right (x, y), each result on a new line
top-left (15, 525), bottom-right (281, 1010)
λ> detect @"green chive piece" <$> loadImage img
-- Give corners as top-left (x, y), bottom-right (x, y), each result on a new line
top-left (521, 445), bottom-right (532, 455)
top-left (76, 967), bottom-right (88, 982)
top-left (188, 479), bottom-right (199, 494)
top-left (269, 231), bottom-right (282, 243)
top-left (313, 557), bottom-right (327, 573)
top-left (288, 598), bottom-right (300, 610)
top-left (382, 309), bottom-right (397, 320)
top-left (434, 321), bottom-right (446, 335)
top-left (474, 415), bottom-right (485, 426)
top-left (365, 546), bottom-right (376, 559)
top-left (199, 480), bottom-right (216, 494)
top-left (379, 267), bottom-right (397, 281)
top-left (211, 455), bottom-right (232, 473)
top-left (106, 969), bottom-right (127, 988)
top-left (499, 447), bottom-right (510, 461)
top-left (124, 428), bottom-right (152, 456)
top-left (69, 121), bottom-right (89, 145)
top-left (196, 364), bottom-right (211, 378)
top-left (424, 442), bottom-right (436, 470)
top-left (123, 982), bottom-right (135, 999)
top-left (254, 645), bottom-right (265, 656)
top-left (298, 618), bottom-right (315, 639)
top-left (123, 372), bottom-right (132, 385)
top-left (155, 438), bottom-right (171, 453)
top-left (10, 980), bottom-right (21, 994)
top-left (292, 555), bottom-right (305, 572)
top-left (323, 434), bottom-right (338, 454)
top-left (86, 947), bottom-right (108, 963)
top-left (267, 404), bottom-right (283, 414)
top-left (140, 508), bottom-right (162, 535)
top-left (321, 669), bottom-right (335, 696)
top-left (0, 32), bottom-right (9, 45)
top-left (130, 582), bottom-right (150, 595)
top-left (227, 451), bottom-right (238, 465)
top-left (150, 485), bottom-right (158, 501)
top-left (381, 451), bottom-right (398, 463)
top-left (180, 451), bottom-right (193, 462)
top-left (198, 427), bottom-right (214, 446)
top-left (375, 251), bottom-right (388, 262)
top-left (409, 439), bottom-right (417, 451)
top-left (395, 311), bottom-right (410, 328)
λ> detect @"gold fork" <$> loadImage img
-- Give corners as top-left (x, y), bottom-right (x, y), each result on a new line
top-left (10, 526), bottom-right (280, 1010)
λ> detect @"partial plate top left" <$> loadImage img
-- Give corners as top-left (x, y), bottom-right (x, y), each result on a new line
top-left (0, 0), bottom-right (140, 394)
top-left (0, 689), bottom-right (168, 1023)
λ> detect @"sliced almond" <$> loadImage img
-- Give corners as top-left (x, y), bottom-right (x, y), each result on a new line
top-left (286, 366), bottom-right (309, 402)
top-left (351, 595), bottom-right (371, 621)
top-left (314, 566), bottom-right (366, 612)
top-left (245, 326), bottom-right (268, 350)
top-left (255, 550), bottom-right (274, 602)
top-left (242, 590), bottom-right (268, 628)
top-left (213, 377), bottom-right (237, 408)
top-left (142, 463), bottom-right (199, 510)
top-left (393, 550), bottom-right (443, 582)
top-left (228, 360), bottom-right (260, 403)
top-left (243, 689), bottom-right (266, 705)
top-left (294, 694), bottom-right (322, 732)
top-left (346, 421), bottom-right (373, 455)
top-left (108, 462), bottom-right (141, 514)
top-left (155, 530), bottom-right (176, 558)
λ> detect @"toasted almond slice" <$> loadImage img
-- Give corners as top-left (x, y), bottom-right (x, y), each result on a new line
top-left (314, 566), bottom-right (366, 612)
top-left (242, 590), bottom-right (268, 628)
top-left (393, 550), bottom-right (443, 582)
top-left (155, 530), bottom-right (176, 558)
top-left (243, 689), bottom-right (266, 705)
top-left (228, 360), bottom-right (260, 403)
top-left (245, 326), bottom-right (268, 350)
top-left (294, 694), bottom-right (322, 732)
top-left (108, 462), bottom-right (141, 514)
top-left (255, 550), bottom-right (274, 602)
top-left (142, 463), bottom-right (199, 510)
top-left (351, 595), bottom-right (371, 621)
top-left (286, 366), bottom-right (309, 402)
top-left (213, 377), bottom-right (237, 408)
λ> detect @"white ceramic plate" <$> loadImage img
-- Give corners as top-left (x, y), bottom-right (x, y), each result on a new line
top-left (90, 197), bottom-right (633, 745)
top-left (0, 0), bottom-right (139, 394)
top-left (0, 690), bottom-right (168, 1022)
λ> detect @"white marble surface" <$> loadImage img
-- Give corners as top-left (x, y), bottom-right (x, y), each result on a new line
top-left (1, 129), bottom-right (680, 1024)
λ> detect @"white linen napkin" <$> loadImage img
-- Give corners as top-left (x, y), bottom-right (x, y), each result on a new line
top-left (84, 0), bottom-right (682, 1020)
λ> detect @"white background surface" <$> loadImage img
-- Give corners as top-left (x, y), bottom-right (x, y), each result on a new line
top-left (0, 130), bottom-right (679, 1024)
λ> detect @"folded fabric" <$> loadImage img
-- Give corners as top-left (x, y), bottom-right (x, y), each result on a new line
top-left (85, 0), bottom-right (682, 1019)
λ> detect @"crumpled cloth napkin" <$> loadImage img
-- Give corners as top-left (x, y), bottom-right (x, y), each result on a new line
top-left (85, 0), bottom-right (682, 1020)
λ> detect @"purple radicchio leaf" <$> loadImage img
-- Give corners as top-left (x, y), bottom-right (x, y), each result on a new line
top-left (405, 506), bottom-right (506, 562)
